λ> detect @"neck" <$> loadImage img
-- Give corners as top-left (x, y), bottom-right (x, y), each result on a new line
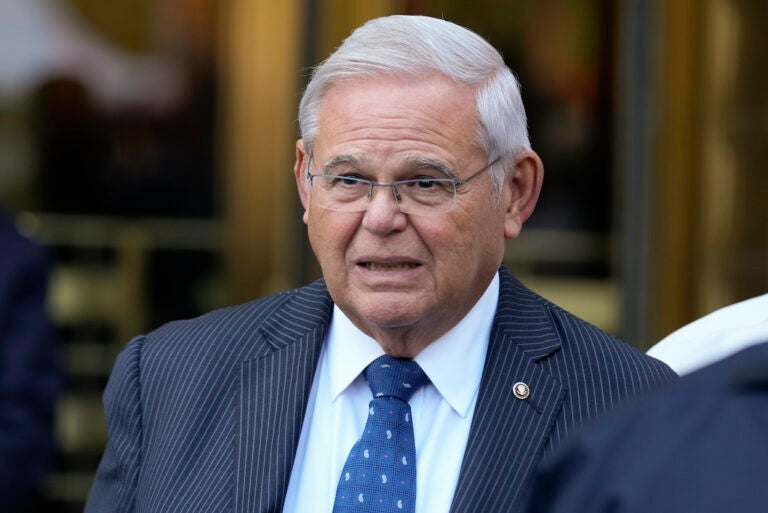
top-left (357, 318), bottom-right (460, 359)
top-left (373, 333), bottom-right (435, 359)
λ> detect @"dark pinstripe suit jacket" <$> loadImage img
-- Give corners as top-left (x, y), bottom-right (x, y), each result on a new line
top-left (85, 267), bottom-right (676, 513)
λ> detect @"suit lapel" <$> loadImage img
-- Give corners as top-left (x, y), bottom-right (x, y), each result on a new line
top-left (450, 269), bottom-right (566, 513)
top-left (234, 283), bottom-right (333, 513)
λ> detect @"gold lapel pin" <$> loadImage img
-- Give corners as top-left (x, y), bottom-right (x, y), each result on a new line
top-left (513, 381), bottom-right (530, 400)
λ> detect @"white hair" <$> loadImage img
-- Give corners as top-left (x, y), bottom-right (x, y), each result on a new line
top-left (297, 15), bottom-right (531, 195)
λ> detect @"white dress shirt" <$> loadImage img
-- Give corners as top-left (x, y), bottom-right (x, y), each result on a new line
top-left (282, 274), bottom-right (498, 513)
top-left (647, 293), bottom-right (768, 375)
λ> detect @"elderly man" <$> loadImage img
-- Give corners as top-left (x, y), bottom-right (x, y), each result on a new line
top-left (85, 15), bottom-right (676, 513)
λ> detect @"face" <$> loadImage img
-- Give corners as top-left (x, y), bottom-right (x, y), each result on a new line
top-left (295, 75), bottom-right (539, 355)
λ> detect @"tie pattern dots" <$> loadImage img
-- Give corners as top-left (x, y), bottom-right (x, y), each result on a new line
top-left (333, 355), bottom-right (429, 513)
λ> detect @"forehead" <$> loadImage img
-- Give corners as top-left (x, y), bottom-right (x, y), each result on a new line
top-left (313, 75), bottom-right (483, 167)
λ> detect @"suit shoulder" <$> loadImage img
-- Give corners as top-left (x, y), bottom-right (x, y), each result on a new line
top-left (498, 268), bottom-right (675, 376)
top-left (138, 279), bottom-right (331, 362)
top-left (546, 302), bottom-right (677, 381)
top-left (0, 215), bottom-right (50, 279)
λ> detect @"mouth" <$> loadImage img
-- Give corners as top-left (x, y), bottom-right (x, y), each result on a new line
top-left (360, 262), bottom-right (420, 271)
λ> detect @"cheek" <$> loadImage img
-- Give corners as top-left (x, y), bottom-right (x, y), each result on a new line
top-left (414, 216), bottom-right (479, 274)
top-left (307, 209), bottom-right (357, 264)
top-left (433, 207), bottom-right (506, 267)
top-left (426, 208), bottom-right (488, 251)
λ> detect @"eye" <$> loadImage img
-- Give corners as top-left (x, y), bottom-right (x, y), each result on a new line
top-left (399, 177), bottom-right (454, 195)
top-left (338, 175), bottom-right (361, 186)
top-left (414, 178), bottom-right (438, 189)
top-left (325, 173), bottom-right (364, 187)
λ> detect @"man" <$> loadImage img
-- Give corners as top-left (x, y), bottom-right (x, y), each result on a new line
top-left (0, 211), bottom-right (61, 511)
top-left (85, 15), bottom-right (676, 513)
top-left (525, 340), bottom-right (768, 513)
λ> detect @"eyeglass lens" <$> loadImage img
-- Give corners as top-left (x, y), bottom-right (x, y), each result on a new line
top-left (311, 176), bottom-right (457, 215)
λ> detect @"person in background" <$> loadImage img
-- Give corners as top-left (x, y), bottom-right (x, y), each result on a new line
top-left (0, 210), bottom-right (62, 511)
top-left (647, 293), bottom-right (768, 375)
top-left (85, 15), bottom-right (676, 513)
top-left (524, 340), bottom-right (768, 513)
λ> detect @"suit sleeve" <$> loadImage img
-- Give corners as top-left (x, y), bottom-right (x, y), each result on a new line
top-left (0, 237), bottom-right (61, 509)
top-left (85, 336), bottom-right (145, 513)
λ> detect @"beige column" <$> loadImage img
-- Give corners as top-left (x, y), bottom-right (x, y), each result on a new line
top-left (697, 0), bottom-right (768, 312)
top-left (317, 0), bottom-right (397, 53)
top-left (651, 0), bottom-right (768, 341)
top-left (219, 0), bottom-right (303, 304)
top-left (649, 0), bottom-right (703, 340)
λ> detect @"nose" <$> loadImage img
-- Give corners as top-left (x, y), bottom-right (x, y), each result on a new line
top-left (361, 184), bottom-right (407, 233)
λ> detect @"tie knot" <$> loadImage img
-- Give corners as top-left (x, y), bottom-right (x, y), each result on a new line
top-left (365, 355), bottom-right (428, 402)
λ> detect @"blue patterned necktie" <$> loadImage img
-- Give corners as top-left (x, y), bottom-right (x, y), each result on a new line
top-left (333, 355), bottom-right (429, 513)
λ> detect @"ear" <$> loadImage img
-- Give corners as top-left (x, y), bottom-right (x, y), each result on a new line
top-left (294, 139), bottom-right (310, 224)
top-left (502, 150), bottom-right (544, 239)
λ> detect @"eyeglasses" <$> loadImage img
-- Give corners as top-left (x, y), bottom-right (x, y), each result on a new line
top-left (306, 158), bottom-right (500, 216)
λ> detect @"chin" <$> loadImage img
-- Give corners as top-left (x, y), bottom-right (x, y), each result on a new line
top-left (355, 299), bottom-right (428, 330)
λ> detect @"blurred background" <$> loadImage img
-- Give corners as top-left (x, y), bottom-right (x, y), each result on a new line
top-left (0, 0), bottom-right (765, 510)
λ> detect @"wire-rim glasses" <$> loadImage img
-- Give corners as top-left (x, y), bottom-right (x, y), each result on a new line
top-left (306, 157), bottom-right (500, 216)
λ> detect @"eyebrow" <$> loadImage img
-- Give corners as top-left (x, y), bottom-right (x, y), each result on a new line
top-left (322, 155), bottom-right (366, 173)
top-left (322, 154), bottom-right (458, 180)
top-left (404, 156), bottom-right (458, 180)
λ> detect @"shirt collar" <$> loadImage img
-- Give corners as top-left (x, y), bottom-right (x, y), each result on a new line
top-left (326, 273), bottom-right (498, 418)
top-left (326, 307), bottom-right (384, 400)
